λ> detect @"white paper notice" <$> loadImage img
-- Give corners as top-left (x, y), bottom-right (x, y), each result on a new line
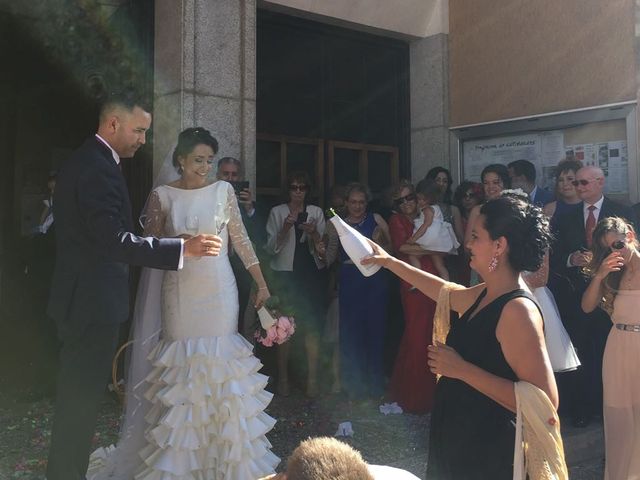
top-left (463, 134), bottom-right (540, 183)
top-left (604, 141), bottom-right (628, 194)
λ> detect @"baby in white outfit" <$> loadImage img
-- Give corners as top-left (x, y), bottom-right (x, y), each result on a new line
top-left (408, 182), bottom-right (460, 280)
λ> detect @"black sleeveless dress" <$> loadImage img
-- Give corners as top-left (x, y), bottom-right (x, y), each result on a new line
top-left (427, 288), bottom-right (537, 479)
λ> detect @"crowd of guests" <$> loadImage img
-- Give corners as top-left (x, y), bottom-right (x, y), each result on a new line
top-left (37, 103), bottom-right (638, 479)
top-left (228, 157), bottom-right (638, 479)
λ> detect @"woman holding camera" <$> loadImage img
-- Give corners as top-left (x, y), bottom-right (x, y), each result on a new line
top-left (265, 171), bottom-right (327, 397)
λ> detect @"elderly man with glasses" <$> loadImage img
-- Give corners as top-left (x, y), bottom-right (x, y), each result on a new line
top-left (550, 165), bottom-right (636, 428)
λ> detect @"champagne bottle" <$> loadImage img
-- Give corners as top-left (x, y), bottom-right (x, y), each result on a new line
top-left (327, 208), bottom-right (381, 277)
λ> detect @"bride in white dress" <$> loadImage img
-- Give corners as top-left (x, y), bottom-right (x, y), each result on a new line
top-left (89, 128), bottom-right (279, 479)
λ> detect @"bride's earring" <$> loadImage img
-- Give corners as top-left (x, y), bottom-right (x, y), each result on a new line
top-left (488, 254), bottom-right (499, 272)
top-left (178, 163), bottom-right (184, 174)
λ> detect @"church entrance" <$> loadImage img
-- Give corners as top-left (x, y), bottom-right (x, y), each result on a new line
top-left (256, 10), bottom-right (410, 209)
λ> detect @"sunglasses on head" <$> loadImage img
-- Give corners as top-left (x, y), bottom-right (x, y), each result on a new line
top-left (289, 184), bottom-right (308, 192)
top-left (394, 193), bottom-right (416, 206)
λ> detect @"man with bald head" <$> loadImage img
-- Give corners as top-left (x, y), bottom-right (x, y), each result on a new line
top-left (551, 164), bottom-right (634, 427)
top-left (46, 92), bottom-right (221, 480)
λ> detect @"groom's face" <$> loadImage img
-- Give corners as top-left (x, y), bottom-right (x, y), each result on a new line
top-left (112, 106), bottom-right (152, 158)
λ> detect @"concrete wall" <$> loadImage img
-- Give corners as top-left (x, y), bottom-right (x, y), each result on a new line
top-left (410, 33), bottom-right (453, 181)
top-left (154, 0), bottom-right (256, 183)
top-left (449, 0), bottom-right (636, 126)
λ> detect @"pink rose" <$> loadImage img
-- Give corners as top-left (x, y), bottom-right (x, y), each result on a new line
top-left (275, 326), bottom-right (288, 343)
top-left (266, 326), bottom-right (277, 342)
top-left (278, 317), bottom-right (291, 330)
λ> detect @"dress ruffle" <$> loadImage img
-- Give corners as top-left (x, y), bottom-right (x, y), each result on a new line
top-left (134, 333), bottom-right (279, 480)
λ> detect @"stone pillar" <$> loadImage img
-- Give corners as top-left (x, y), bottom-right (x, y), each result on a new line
top-left (409, 33), bottom-right (455, 182)
top-left (154, 0), bottom-right (256, 183)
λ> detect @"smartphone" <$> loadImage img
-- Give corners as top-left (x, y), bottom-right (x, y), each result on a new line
top-left (230, 180), bottom-right (249, 195)
top-left (295, 211), bottom-right (309, 225)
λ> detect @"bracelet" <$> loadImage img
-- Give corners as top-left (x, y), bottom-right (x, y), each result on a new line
top-left (258, 286), bottom-right (269, 290)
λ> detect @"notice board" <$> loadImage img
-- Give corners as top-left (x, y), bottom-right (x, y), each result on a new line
top-left (461, 120), bottom-right (628, 195)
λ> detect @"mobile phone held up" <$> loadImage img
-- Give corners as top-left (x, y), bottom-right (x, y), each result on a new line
top-left (230, 180), bottom-right (249, 195)
top-left (295, 211), bottom-right (308, 225)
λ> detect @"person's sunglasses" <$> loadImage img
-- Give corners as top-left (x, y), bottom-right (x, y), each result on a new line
top-left (289, 184), bottom-right (308, 192)
top-left (394, 193), bottom-right (416, 206)
top-left (572, 179), bottom-right (596, 186)
top-left (463, 192), bottom-right (477, 199)
top-left (610, 240), bottom-right (625, 250)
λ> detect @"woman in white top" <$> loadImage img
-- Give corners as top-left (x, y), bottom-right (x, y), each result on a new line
top-left (265, 171), bottom-right (326, 397)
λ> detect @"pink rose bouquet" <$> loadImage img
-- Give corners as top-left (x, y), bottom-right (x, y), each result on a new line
top-left (254, 296), bottom-right (296, 347)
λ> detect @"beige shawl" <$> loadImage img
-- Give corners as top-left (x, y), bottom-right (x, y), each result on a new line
top-left (513, 381), bottom-right (568, 480)
top-left (432, 282), bottom-right (466, 346)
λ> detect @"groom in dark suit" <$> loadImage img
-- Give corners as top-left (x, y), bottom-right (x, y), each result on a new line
top-left (551, 165), bottom-right (635, 427)
top-left (45, 93), bottom-right (222, 480)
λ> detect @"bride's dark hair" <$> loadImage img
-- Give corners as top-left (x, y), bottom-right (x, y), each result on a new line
top-left (172, 127), bottom-right (219, 172)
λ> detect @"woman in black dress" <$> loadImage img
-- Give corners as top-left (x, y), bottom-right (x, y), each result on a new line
top-left (363, 193), bottom-right (558, 479)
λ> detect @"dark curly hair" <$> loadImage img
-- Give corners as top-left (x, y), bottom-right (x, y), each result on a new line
top-left (172, 127), bottom-right (219, 172)
top-left (481, 164), bottom-right (511, 189)
top-left (480, 192), bottom-right (551, 272)
top-left (425, 167), bottom-right (453, 204)
top-left (453, 181), bottom-right (484, 217)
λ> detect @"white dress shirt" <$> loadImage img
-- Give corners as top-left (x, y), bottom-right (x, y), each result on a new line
top-left (567, 195), bottom-right (605, 267)
top-left (582, 195), bottom-right (604, 225)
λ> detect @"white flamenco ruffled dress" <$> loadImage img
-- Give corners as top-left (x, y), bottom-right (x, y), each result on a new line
top-left (89, 181), bottom-right (279, 480)
top-left (531, 286), bottom-right (581, 373)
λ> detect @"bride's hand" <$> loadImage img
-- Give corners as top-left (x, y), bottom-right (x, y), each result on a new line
top-left (184, 234), bottom-right (222, 257)
top-left (254, 286), bottom-right (271, 309)
top-left (361, 238), bottom-right (392, 268)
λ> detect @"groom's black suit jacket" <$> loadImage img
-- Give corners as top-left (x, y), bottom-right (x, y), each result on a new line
top-left (47, 137), bottom-right (182, 334)
top-left (551, 197), bottom-right (635, 290)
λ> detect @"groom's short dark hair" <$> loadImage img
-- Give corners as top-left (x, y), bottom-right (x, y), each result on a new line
top-left (99, 90), bottom-right (149, 122)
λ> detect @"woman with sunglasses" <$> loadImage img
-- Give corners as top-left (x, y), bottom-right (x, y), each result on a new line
top-left (383, 180), bottom-right (440, 413)
top-left (325, 182), bottom-right (391, 400)
top-left (265, 171), bottom-right (327, 397)
top-left (543, 159), bottom-right (583, 225)
top-left (453, 181), bottom-right (484, 286)
top-left (582, 217), bottom-right (640, 480)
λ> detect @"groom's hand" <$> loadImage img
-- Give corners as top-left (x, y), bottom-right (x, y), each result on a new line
top-left (183, 234), bottom-right (222, 257)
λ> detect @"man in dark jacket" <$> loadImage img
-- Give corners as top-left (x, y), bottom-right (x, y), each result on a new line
top-left (551, 165), bottom-right (635, 427)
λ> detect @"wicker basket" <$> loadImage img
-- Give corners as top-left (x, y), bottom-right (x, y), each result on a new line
top-left (111, 340), bottom-right (134, 402)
